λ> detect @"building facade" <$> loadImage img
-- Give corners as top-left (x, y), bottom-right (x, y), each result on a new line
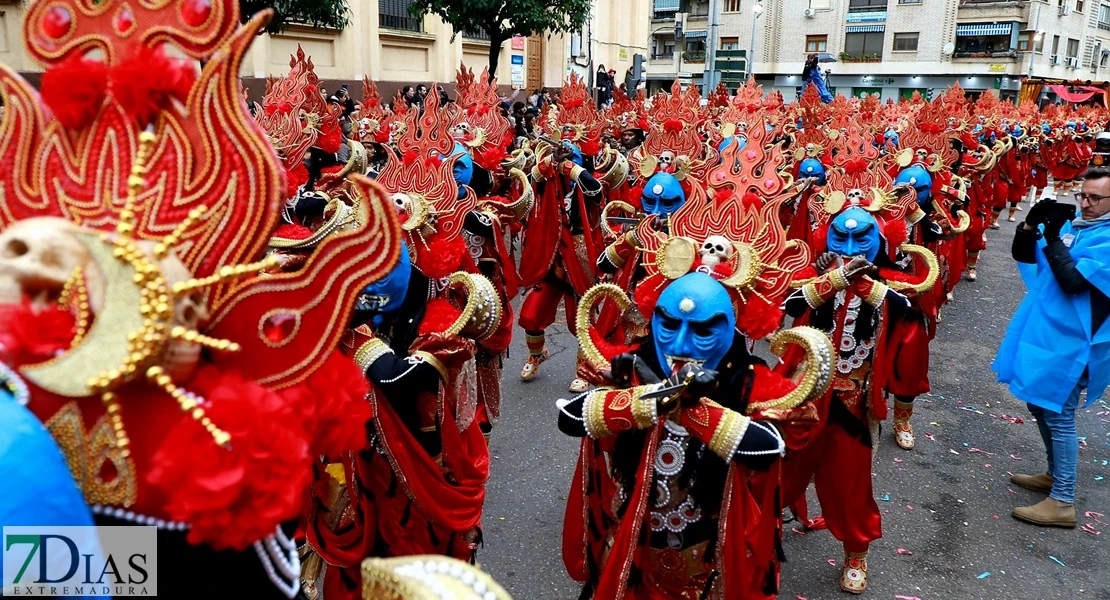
top-left (646, 0), bottom-right (1110, 102)
top-left (0, 0), bottom-right (648, 99)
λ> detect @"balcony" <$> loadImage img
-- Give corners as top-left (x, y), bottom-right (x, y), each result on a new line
top-left (653, 0), bottom-right (680, 20)
top-left (848, 0), bottom-right (888, 12)
top-left (652, 52), bottom-right (676, 60)
top-left (682, 50), bottom-right (706, 64)
top-left (957, 0), bottom-right (1029, 21)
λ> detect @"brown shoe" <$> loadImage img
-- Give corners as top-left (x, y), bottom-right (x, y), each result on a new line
top-left (1012, 497), bottom-right (1076, 528)
top-left (1011, 472), bottom-right (1053, 494)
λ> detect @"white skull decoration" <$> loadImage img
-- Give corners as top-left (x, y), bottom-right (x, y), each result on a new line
top-left (846, 188), bottom-right (866, 205)
top-left (135, 241), bottom-right (210, 383)
top-left (659, 151), bottom-right (676, 171)
top-left (700, 235), bottom-right (733, 269)
top-left (915, 148), bottom-right (929, 163)
top-left (736, 121), bottom-right (749, 133)
top-left (451, 121), bottom-right (472, 140)
top-left (0, 217), bottom-right (91, 309)
top-left (391, 192), bottom-right (413, 214)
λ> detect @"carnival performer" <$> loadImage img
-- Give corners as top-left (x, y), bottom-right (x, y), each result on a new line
top-left (517, 74), bottom-right (604, 392)
top-left (0, 1), bottom-right (403, 596)
top-left (558, 146), bottom-right (832, 599)
top-left (302, 85), bottom-right (502, 600)
top-left (780, 162), bottom-right (938, 594)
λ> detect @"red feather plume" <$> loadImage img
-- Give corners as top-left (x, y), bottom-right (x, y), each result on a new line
top-left (40, 55), bottom-right (108, 130)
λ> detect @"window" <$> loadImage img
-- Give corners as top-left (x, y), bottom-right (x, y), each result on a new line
top-left (1077, 0), bottom-right (1085, 11)
top-left (1018, 31), bottom-right (1035, 51)
top-left (806, 35), bottom-right (828, 52)
top-left (844, 31), bottom-right (885, 56)
top-left (810, 0), bottom-right (832, 7)
top-left (379, 0), bottom-right (421, 32)
top-left (1052, 34), bottom-right (1061, 56)
top-left (1067, 37), bottom-right (1080, 57)
top-left (685, 39), bottom-right (706, 52)
top-left (721, 36), bottom-right (740, 50)
top-left (1100, 3), bottom-right (1110, 28)
top-left (654, 39), bottom-right (675, 59)
top-left (849, 0), bottom-right (887, 9)
top-left (893, 32), bottom-right (919, 51)
top-left (1035, 33), bottom-right (1045, 52)
top-left (725, 0), bottom-right (742, 11)
top-left (898, 0), bottom-right (923, 4)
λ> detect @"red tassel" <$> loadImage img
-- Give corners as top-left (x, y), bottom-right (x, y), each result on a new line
top-left (882, 219), bottom-right (908, 251)
top-left (415, 234), bottom-right (466, 279)
top-left (580, 137), bottom-right (600, 157)
top-left (663, 119), bottom-right (683, 133)
top-left (317, 125), bottom-right (342, 154)
top-left (41, 56), bottom-right (108, 129)
top-left (741, 191), bottom-right (763, 209)
top-left (273, 223), bottom-right (314, 240)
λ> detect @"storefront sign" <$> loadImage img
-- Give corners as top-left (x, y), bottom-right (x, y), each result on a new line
top-left (989, 63), bottom-right (1006, 72)
top-left (846, 11), bottom-right (887, 22)
top-left (861, 75), bottom-right (895, 85)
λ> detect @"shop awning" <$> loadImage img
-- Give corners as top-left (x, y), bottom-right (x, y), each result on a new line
top-left (654, 0), bottom-right (680, 11)
top-left (684, 30), bottom-right (708, 39)
top-left (845, 24), bottom-right (885, 33)
top-left (956, 23), bottom-right (1013, 37)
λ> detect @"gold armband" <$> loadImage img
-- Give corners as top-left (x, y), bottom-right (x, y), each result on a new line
top-left (354, 338), bottom-right (393, 371)
top-left (605, 243), bottom-right (627, 268)
top-left (865, 280), bottom-right (888, 308)
top-left (412, 351), bottom-right (449, 381)
top-left (707, 411), bottom-right (751, 461)
top-left (829, 267), bottom-right (850, 291)
top-left (583, 389), bottom-right (613, 439)
top-left (630, 387), bottom-right (659, 429)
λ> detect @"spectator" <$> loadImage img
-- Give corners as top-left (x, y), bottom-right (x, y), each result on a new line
top-left (596, 65), bottom-right (612, 106)
top-left (402, 86), bottom-right (417, 108)
top-left (993, 167), bottom-right (1110, 529)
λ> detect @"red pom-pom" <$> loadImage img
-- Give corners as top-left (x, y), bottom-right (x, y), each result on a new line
top-left (882, 218), bottom-right (908, 251)
top-left (273, 223), bottom-right (314, 240)
top-left (147, 366), bottom-right (311, 551)
top-left (403, 149), bottom-right (421, 166)
top-left (0, 301), bottom-right (76, 367)
top-left (374, 129), bottom-right (390, 144)
top-left (664, 119), bottom-right (683, 133)
top-left (741, 191), bottom-right (764, 209)
top-left (419, 298), bottom-right (462, 335)
top-left (748, 364), bottom-right (798, 403)
top-left (280, 352), bottom-right (371, 458)
top-left (633, 276), bottom-right (667, 321)
top-left (285, 163), bottom-right (308, 199)
top-left (110, 46), bottom-right (197, 125)
top-left (316, 124), bottom-right (342, 154)
top-left (737, 294), bottom-right (783, 340)
top-left (844, 158), bottom-right (869, 175)
top-left (475, 145), bottom-right (508, 171)
top-left (41, 56), bottom-right (107, 129)
top-left (580, 137), bottom-right (600, 157)
top-left (415, 234), bottom-right (466, 279)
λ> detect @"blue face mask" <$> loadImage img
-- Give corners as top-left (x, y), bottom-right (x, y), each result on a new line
top-left (450, 141), bottom-right (474, 199)
top-left (717, 135), bottom-right (748, 155)
top-left (895, 164), bottom-right (932, 207)
top-left (799, 158), bottom-right (827, 185)
top-left (357, 241), bottom-right (412, 327)
top-left (1012, 125), bottom-right (1025, 138)
top-left (827, 207), bottom-right (881, 262)
top-left (652, 272), bottom-right (736, 374)
top-left (642, 172), bottom-right (686, 218)
top-left (884, 129), bottom-right (899, 147)
top-left (1042, 123), bottom-right (1052, 135)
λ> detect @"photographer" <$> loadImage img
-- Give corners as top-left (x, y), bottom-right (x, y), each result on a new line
top-left (993, 166), bottom-right (1110, 528)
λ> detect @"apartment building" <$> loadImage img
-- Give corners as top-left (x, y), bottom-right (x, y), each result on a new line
top-left (646, 0), bottom-right (1110, 102)
top-left (0, 0), bottom-right (648, 98)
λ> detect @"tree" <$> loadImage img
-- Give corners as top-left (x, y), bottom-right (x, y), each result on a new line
top-left (239, 0), bottom-right (351, 34)
top-left (409, 0), bottom-right (591, 83)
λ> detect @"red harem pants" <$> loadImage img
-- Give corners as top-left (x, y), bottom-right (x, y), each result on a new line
top-left (781, 421), bottom-right (881, 553)
top-left (992, 180), bottom-right (1010, 211)
top-left (518, 278), bottom-right (578, 333)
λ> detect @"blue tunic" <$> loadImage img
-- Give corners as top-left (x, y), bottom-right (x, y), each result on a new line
top-left (993, 220), bottom-right (1110, 412)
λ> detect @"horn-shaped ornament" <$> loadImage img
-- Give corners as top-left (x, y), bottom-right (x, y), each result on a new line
top-left (575, 284), bottom-right (633, 368)
top-left (744, 326), bottom-right (834, 414)
top-left (601, 201), bottom-right (638, 239)
top-left (885, 244), bottom-right (939, 295)
top-left (443, 272), bottom-right (503, 340)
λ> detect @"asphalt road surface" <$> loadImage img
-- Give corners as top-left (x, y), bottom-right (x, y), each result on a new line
top-left (480, 202), bottom-right (1110, 599)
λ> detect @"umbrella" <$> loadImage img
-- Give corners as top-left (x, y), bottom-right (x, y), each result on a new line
top-left (816, 52), bottom-right (838, 63)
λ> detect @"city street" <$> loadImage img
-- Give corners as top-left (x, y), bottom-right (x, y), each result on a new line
top-left (480, 213), bottom-right (1110, 599)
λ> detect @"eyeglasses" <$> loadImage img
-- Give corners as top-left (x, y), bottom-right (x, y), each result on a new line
top-left (1074, 192), bottom-right (1110, 206)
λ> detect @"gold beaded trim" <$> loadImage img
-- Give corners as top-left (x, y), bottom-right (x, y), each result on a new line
top-left (864, 280), bottom-right (888, 308)
top-left (707, 410), bottom-right (750, 461)
top-left (412, 351), bottom-right (448, 382)
top-left (354, 338), bottom-right (393, 371)
top-left (630, 387), bottom-right (657, 429)
top-left (830, 267), bottom-right (850, 291)
top-left (583, 389), bottom-right (613, 439)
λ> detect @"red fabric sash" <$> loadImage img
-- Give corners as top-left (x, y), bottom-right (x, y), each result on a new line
top-left (518, 180), bottom-right (563, 288)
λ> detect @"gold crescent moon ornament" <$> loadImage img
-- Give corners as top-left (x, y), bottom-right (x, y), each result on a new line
top-left (575, 283), bottom-right (633, 368)
top-left (655, 236), bottom-right (698, 279)
top-left (20, 130), bottom-right (278, 457)
top-left (443, 272), bottom-right (503, 340)
top-left (601, 200), bottom-right (637, 239)
top-left (885, 244), bottom-right (939, 295)
top-left (720, 242), bottom-right (761, 290)
top-left (745, 326), bottom-right (834, 414)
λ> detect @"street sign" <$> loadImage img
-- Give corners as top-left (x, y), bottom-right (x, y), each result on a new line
top-left (511, 55), bottom-right (524, 65)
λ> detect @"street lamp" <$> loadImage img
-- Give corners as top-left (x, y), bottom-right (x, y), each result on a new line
top-left (748, 2), bottom-right (764, 81)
